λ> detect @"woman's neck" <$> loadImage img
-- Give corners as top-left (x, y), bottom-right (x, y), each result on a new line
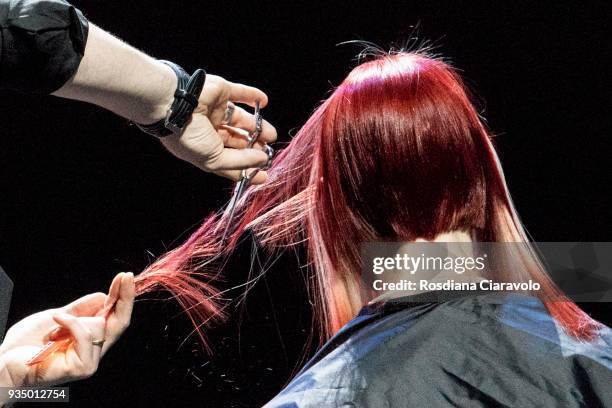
top-left (416, 230), bottom-right (473, 243)
top-left (368, 230), bottom-right (484, 304)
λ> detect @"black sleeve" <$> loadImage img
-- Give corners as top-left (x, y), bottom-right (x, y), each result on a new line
top-left (0, 266), bottom-right (13, 342)
top-left (0, 0), bottom-right (89, 94)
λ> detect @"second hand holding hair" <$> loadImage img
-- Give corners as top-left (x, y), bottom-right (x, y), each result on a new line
top-left (23, 273), bottom-right (134, 369)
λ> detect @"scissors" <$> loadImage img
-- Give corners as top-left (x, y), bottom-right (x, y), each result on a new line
top-left (220, 101), bottom-right (274, 244)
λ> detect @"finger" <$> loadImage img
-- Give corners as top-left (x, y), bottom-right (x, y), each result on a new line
top-left (53, 313), bottom-right (93, 362)
top-left (102, 273), bottom-right (134, 356)
top-left (64, 293), bottom-right (107, 317)
top-left (80, 316), bottom-right (106, 364)
top-left (114, 272), bottom-right (135, 328)
top-left (227, 106), bottom-right (277, 144)
top-left (213, 169), bottom-right (268, 185)
top-left (218, 126), bottom-right (249, 149)
top-left (208, 147), bottom-right (270, 172)
top-left (227, 82), bottom-right (269, 108)
top-left (219, 126), bottom-right (268, 150)
top-left (105, 273), bottom-right (124, 310)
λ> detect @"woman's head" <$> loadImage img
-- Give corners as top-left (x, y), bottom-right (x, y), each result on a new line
top-left (319, 53), bottom-right (488, 240)
top-left (136, 50), bottom-right (599, 347)
top-left (249, 52), bottom-right (517, 331)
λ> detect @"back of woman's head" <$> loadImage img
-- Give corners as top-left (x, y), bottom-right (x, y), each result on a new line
top-left (135, 50), bottom-right (600, 348)
top-left (318, 53), bottom-right (489, 242)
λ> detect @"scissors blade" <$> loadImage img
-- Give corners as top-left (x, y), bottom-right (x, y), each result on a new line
top-left (220, 100), bottom-right (264, 244)
top-left (221, 177), bottom-right (249, 244)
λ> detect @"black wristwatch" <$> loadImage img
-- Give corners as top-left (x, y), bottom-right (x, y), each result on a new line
top-left (135, 61), bottom-right (206, 138)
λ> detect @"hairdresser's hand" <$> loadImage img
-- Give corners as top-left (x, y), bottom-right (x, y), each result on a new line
top-left (160, 74), bottom-right (277, 184)
top-left (0, 296), bottom-right (106, 388)
top-left (0, 272), bottom-right (134, 389)
top-left (48, 272), bottom-right (135, 358)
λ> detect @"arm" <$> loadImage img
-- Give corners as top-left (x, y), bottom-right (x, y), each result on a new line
top-left (53, 23), bottom-right (277, 180)
top-left (52, 24), bottom-right (176, 126)
top-left (1, 0), bottom-right (277, 180)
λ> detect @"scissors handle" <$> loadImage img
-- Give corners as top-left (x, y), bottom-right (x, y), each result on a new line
top-left (220, 102), bottom-right (275, 244)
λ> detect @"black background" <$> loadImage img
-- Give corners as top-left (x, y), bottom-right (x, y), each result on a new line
top-left (1, 0), bottom-right (610, 406)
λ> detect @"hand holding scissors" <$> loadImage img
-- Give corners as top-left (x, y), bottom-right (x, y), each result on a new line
top-left (160, 74), bottom-right (277, 183)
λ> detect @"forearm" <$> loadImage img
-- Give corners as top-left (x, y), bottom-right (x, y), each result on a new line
top-left (1, 0), bottom-right (276, 176)
top-left (52, 24), bottom-right (176, 125)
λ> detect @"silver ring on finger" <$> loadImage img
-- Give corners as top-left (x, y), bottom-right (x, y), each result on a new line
top-left (247, 101), bottom-right (263, 144)
top-left (92, 339), bottom-right (105, 347)
top-left (222, 101), bottom-right (236, 125)
top-left (260, 145), bottom-right (275, 170)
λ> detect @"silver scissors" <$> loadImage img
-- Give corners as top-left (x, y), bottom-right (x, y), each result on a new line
top-left (221, 101), bottom-right (274, 244)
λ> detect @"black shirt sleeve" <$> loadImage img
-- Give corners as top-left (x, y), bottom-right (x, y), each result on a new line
top-left (0, 266), bottom-right (13, 342)
top-left (0, 0), bottom-right (89, 94)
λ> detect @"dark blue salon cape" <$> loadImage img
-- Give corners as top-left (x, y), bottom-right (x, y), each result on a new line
top-left (265, 292), bottom-right (612, 407)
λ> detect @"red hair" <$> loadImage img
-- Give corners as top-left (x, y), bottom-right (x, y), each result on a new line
top-left (135, 51), bottom-right (601, 349)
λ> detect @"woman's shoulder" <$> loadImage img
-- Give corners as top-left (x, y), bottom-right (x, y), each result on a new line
top-left (266, 292), bottom-right (612, 407)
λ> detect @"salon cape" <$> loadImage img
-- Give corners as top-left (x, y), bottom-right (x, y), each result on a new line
top-left (265, 291), bottom-right (612, 407)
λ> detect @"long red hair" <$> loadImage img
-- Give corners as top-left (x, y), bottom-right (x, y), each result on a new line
top-left (135, 51), bottom-right (600, 349)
